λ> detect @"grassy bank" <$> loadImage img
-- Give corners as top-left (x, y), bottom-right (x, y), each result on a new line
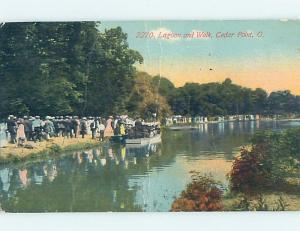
top-left (0, 136), bottom-right (102, 164)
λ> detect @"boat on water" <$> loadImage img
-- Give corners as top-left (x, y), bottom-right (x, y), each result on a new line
top-left (125, 133), bottom-right (161, 145)
top-left (168, 126), bottom-right (198, 131)
top-left (110, 134), bottom-right (127, 144)
top-left (111, 131), bottom-right (162, 146)
top-left (110, 120), bottom-right (161, 146)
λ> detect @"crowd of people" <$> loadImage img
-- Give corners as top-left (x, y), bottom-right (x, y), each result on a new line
top-left (4, 115), bottom-right (132, 146)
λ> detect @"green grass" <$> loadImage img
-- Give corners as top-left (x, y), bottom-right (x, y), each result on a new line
top-left (0, 141), bottom-right (103, 166)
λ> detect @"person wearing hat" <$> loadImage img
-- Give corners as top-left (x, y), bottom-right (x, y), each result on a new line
top-left (104, 116), bottom-right (114, 137)
top-left (80, 117), bottom-right (88, 138)
top-left (71, 116), bottom-right (80, 138)
top-left (98, 118), bottom-right (105, 141)
top-left (7, 115), bottom-right (18, 144)
top-left (119, 121), bottom-right (126, 136)
top-left (23, 116), bottom-right (31, 141)
top-left (90, 117), bottom-right (99, 139)
top-left (63, 116), bottom-right (72, 138)
top-left (57, 116), bottom-right (66, 137)
top-left (16, 120), bottom-right (26, 146)
top-left (52, 117), bottom-right (60, 137)
top-left (32, 116), bottom-right (43, 142)
top-left (44, 116), bottom-right (55, 140)
top-left (27, 116), bottom-right (35, 141)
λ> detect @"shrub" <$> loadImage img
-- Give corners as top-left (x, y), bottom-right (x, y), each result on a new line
top-left (228, 145), bottom-right (272, 192)
top-left (171, 173), bottom-right (224, 211)
top-left (230, 194), bottom-right (288, 211)
top-left (229, 127), bottom-right (300, 193)
top-left (49, 144), bottom-right (62, 155)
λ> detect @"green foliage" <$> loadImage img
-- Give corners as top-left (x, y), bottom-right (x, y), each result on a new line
top-left (167, 79), bottom-right (264, 116)
top-left (127, 72), bottom-right (171, 120)
top-left (0, 22), bottom-right (143, 117)
top-left (167, 78), bottom-right (299, 116)
top-left (151, 75), bottom-right (175, 98)
top-left (1, 22), bottom-right (299, 118)
top-left (229, 127), bottom-right (300, 193)
top-left (49, 144), bottom-right (62, 155)
top-left (230, 194), bottom-right (288, 211)
top-left (252, 127), bottom-right (300, 171)
top-left (268, 90), bottom-right (298, 114)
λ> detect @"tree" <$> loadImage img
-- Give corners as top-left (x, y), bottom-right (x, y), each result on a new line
top-left (0, 22), bottom-right (143, 118)
top-left (251, 88), bottom-right (268, 114)
top-left (84, 26), bottom-right (143, 116)
top-left (151, 75), bottom-right (175, 98)
top-left (267, 90), bottom-right (298, 114)
top-left (127, 72), bottom-right (171, 120)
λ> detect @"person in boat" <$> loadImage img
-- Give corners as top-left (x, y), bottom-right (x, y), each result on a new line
top-left (104, 116), bottom-right (114, 137)
top-left (113, 116), bottom-right (119, 130)
top-left (119, 121), bottom-right (126, 136)
top-left (134, 118), bottom-right (144, 138)
top-left (114, 121), bottom-right (120, 136)
top-left (80, 117), bottom-right (88, 138)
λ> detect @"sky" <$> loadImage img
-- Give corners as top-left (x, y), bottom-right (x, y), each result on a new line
top-left (101, 20), bottom-right (300, 94)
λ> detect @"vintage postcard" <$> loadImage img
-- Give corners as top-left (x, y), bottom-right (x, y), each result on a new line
top-left (0, 20), bottom-right (299, 212)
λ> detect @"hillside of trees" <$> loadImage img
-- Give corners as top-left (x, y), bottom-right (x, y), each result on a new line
top-left (0, 22), bottom-right (299, 119)
top-left (161, 78), bottom-right (300, 116)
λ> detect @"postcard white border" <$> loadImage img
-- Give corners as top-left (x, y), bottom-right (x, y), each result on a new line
top-left (1, 0), bottom-right (300, 21)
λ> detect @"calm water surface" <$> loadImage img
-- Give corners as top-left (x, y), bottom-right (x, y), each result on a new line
top-left (0, 120), bottom-right (299, 212)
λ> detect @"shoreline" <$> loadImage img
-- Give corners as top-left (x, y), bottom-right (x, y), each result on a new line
top-left (1, 119), bottom-right (299, 164)
top-left (0, 135), bottom-right (102, 164)
top-left (166, 118), bottom-right (300, 127)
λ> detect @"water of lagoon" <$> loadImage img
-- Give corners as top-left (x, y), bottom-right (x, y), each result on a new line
top-left (0, 120), bottom-right (299, 212)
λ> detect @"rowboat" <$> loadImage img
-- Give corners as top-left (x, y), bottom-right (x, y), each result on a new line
top-left (168, 126), bottom-right (198, 131)
top-left (125, 133), bottom-right (161, 145)
top-left (110, 135), bottom-right (127, 144)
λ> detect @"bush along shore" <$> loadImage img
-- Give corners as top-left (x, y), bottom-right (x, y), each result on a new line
top-left (0, 136), bottom-right (102, 164)
top-left (171, 126), bottom-right (300, 211)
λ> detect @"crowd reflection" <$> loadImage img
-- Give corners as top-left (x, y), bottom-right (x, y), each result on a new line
top-left (0, 143), bottom-right (162, 202)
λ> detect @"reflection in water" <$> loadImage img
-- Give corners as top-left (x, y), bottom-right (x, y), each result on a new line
top-left (0, 120), bottom-right (299, 212)
top-left (0, 143), bottom-right (161, 212)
